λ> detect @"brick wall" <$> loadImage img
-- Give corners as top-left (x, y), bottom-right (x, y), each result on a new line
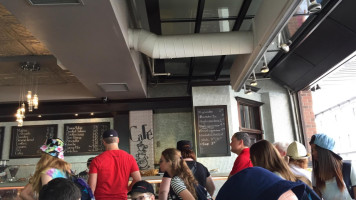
top-left (298, 90), bottom-right (317, 147)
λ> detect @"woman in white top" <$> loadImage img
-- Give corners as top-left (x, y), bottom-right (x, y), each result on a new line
top-left (310, 134), bottom-right (356, 200)
top-left (287, 141), bottom-right (312, 182)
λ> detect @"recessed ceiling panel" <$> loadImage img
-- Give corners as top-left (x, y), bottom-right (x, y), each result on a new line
top-left (161, 22), bottom-right (195, 35)
top-left (159, 0), bottom-right (198, 20)
top-left (203, 0), bottom-right (243, 18)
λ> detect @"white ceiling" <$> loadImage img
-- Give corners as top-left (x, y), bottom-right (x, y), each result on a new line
top-left (0, 0), bottom-right (147, 103)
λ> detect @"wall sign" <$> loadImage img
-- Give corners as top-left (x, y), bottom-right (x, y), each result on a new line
top-left (10, 125), bottom-right (58, 158)
top-left (195, 105), bottom-right (231, 157)
top-left (129, 110), bottom-right (154, 170)
top-left (63, 122), bottom-right (110, 156)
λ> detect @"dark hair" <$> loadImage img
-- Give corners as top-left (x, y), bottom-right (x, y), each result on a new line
top-left (103, 137), bottom-right (118, 144)
top-left (233, 132), bottom-right (251, 147)
top-left (87, 157), bottom-right (95, 168)
top-left (180, 149), bottom-right (197, 161)
top-left (39, 178), bottom-right (81, 200)
top-left (311, 145), bottom-right (344, 192)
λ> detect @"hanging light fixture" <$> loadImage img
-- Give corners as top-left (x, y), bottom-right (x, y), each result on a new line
top-left (244, 84), bottom-right (252, 95)
top-left (260, 54), bottom-right (269, 73)
top-left (278, 32), bottom-right (292, 53)
top-left (250, 70), bottom-right (258, 86)
top-left (14, 61), bottom-right (40, 126)
top-left (307, 0), bottom-right (322, 14)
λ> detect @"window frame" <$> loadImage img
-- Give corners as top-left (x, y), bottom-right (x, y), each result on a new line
top-left (236, 97), bottom-right (264, 135)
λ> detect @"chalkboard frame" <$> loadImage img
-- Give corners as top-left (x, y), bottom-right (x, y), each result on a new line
top-left (63, 122), bottom-right (110, 156)
top-left (0, 127), bottom-right (4, 160)
top-left (10, 124), bottom-right (58, 159)
top-left (195, 105), bottom-right (231, 157)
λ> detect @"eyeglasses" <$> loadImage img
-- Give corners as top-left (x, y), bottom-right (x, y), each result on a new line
top-left (131, 194), bottom-right (152, 200)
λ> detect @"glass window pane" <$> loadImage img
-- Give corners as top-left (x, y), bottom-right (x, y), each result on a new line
top-left (250, 107), bottom-right (256, 129)
top-left (246, 0), bottom-right (263, 16)
top-left (162, 22), bottom-right (195, 35)
top-left (244, 106), bottom-right (250, 129)
top-left (164, 58), bottom-right (191, 75)
top-left (159, 0), bottom-right (198, 20)
top-left (286, 15), bottom-right (310, 38)
top-left (240, 105), bottom-right (246, 128)
top-left (203, 0), bottom-right (244, 18)
top-left (193, 56), bottom-right (220, 76)
top-left (200, 20), bottom-right (234, 33)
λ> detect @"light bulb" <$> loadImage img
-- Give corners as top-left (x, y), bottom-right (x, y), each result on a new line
top-left (33, 94), bottom-right (39, 109)
top-left (250, 80), bottom-right (258, 86)
top-left (27, 91), bottom-right (32, 103)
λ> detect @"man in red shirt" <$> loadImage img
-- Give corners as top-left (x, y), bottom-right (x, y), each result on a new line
top-left (89, 129), bottom-right (141, 200)
top-left (228, 132), bottom-right (253, 178)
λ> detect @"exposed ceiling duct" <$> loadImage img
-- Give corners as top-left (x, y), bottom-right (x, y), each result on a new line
top-left (128, 29), bottom-right (253, 59)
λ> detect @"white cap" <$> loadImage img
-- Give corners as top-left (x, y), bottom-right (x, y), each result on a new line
top-left (286, 141), bottom-right (309, 160)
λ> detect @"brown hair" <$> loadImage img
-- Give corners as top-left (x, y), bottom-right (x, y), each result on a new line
top-left (289, 158), bottom-right (308, 169)
top-left (30, 153), bottom-right (71, 194)
top-left (162, 148), bottom-right (198, 198)
top-left (103, 137), bottom-right (118, 144)
top-left (250, 140), bottom-right (311, 187)
top-left (180, 149), bottom-right (197, 161)
top-left (312, 145), bottom-right (344, 191)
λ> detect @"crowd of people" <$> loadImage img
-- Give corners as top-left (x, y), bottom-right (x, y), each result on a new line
top-left (17, 129), bottom-right (355, 200)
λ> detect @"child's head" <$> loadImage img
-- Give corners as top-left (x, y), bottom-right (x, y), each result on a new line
top-left (128, 180), bottom-right (155, 200)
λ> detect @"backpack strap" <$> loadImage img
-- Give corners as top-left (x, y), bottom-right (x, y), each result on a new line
top-left (190, 161), bottom-right (197, 174)
top-left (342, 161), bottom-right (354, 199)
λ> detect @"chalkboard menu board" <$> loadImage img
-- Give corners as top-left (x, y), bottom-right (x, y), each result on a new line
top-left (195, 106), bottom-right (231, 157)
top-left (0, 127), bottom-right (4, 159)
top-left (64, 122), bottom-right (110, 156)
top-left (10, 125), bottom-right (58, 158)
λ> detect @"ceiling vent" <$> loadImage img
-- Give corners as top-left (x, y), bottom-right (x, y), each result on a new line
top-left (97, 83), bottom-right (129, 92)
top-left (27, 0), bottom-right (83, 6)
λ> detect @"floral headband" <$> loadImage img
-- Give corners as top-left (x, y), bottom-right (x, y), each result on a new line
top-left (40, 138), bottom-right (65, 159)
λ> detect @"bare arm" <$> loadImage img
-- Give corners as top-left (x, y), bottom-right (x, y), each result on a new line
top-left (19, 183), bottom-right (35, 200)
top-left (159, 177), bottom-right (171, 200)
top-left (40, 174), bottom-right (53, 186)
top-left (353, 187), bottom-right (356, 199)
top-left (88, 173), bottom-right (98, 194)
top-left (205, 176), bottom-right (215, 197)
top-left (128, 171), bottom-right (141, 191)
top-left (178, 189), bottom-right (195, 200)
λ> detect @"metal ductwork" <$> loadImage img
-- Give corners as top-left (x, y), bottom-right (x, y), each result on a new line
top-left (128, 29), bottom-right (254, 59)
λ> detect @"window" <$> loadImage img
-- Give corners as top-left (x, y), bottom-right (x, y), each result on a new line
top-left (236, 97), bottom-right (264, 141)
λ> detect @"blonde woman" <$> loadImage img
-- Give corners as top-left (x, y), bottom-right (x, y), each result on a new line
top-left (20, 138), bottom-right (71, 200)
top-left (160, 148), bottom-right (212, 200)
top-left (286, 141), bottom-right (311, 182)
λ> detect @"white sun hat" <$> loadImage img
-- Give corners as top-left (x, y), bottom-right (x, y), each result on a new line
top-left (286, 141), bottom-right (309, 160)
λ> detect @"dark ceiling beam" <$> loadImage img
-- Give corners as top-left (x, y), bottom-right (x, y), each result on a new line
top-left (267, 0), bottom-right (341, 74)
top-left (0, 97), bottom-right (192, 122)
top-left (161, 15), bottom-right (255, 23)
top-left (214, 0), bottom-right (252, 81)
top-left (187, 0), bottom-right (205, 93)
top-left (145, 0), bottom-right (166, 76)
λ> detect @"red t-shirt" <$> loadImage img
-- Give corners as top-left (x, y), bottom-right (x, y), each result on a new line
top-left (89, 150), bottom-right (139, 200)
top-left (229, 148), bottom-right (253, 176)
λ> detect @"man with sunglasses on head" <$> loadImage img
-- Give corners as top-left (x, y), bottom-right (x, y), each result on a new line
top-left (128, 180), bottom-right (155, 200)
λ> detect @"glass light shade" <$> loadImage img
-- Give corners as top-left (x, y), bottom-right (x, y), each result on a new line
top-left (28, 100), bottom-right (33, 112)
top-left (250, 80), bottom-right (258, 86)
top-left (27, 91), bottom-right (32, 103)
top-left (261, 64), bottom-right (269, 73)
top-left (33, 94), bottom-right (39, 109)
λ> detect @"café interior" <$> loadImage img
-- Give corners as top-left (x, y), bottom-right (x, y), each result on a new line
top-left (0, 0), bottom-right (355, 198)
